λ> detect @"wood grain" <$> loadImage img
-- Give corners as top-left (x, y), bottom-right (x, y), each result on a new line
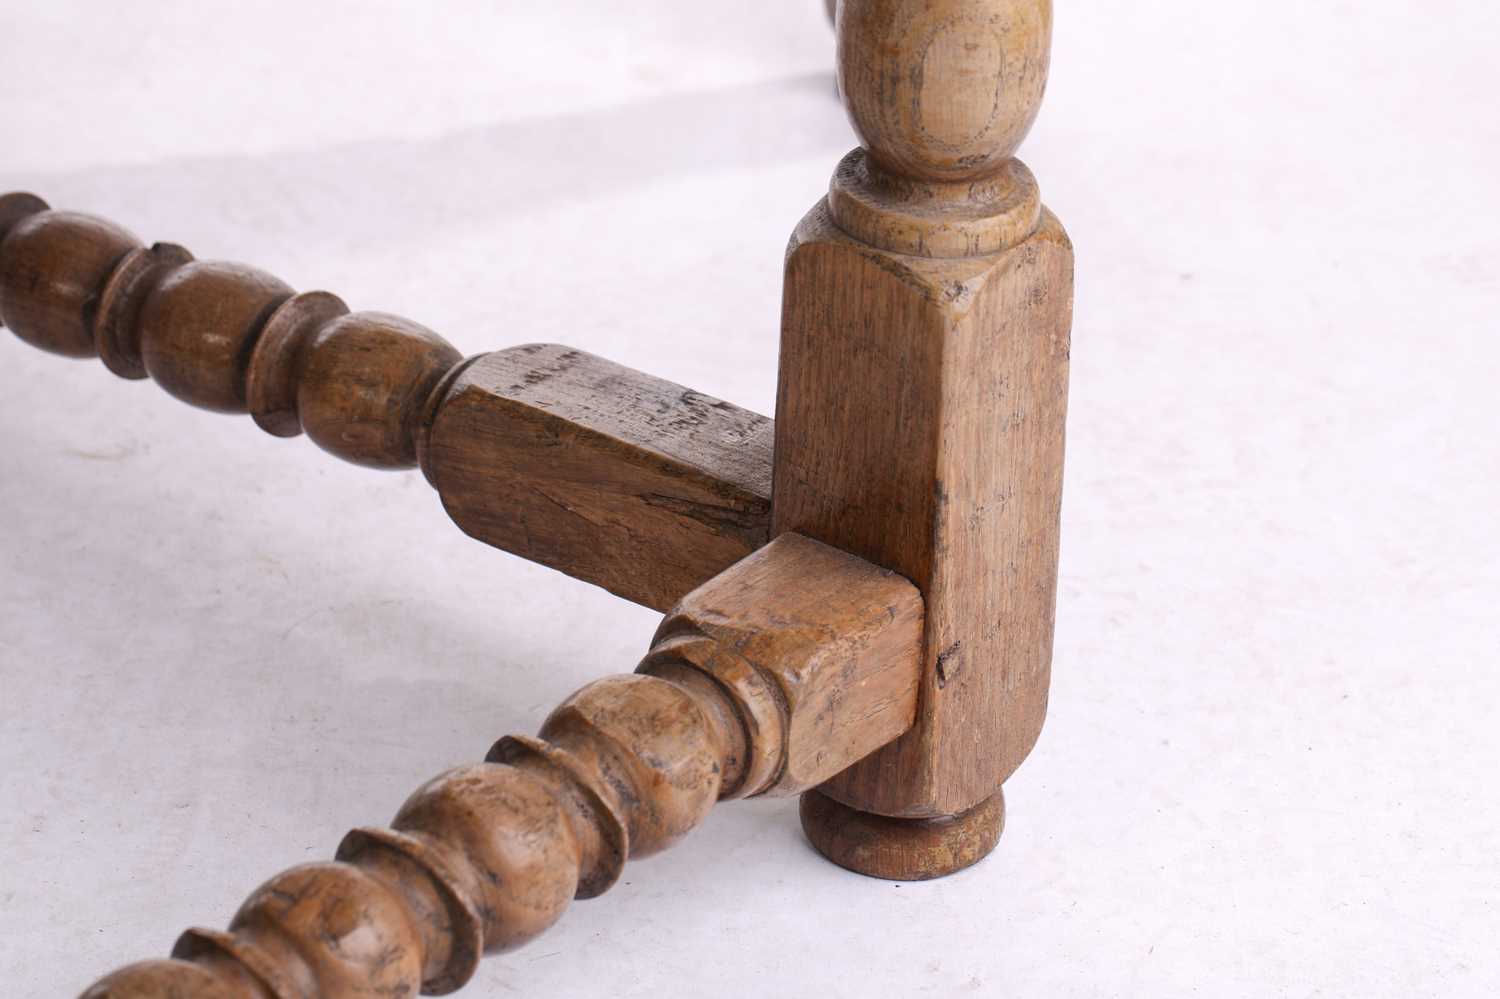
top-left (777, 205), bottom-right (1072, 820)
top-left (836, 0), bottom-right (1052, 183)
top-left (776, 0), bottom-right (1073, 838)
top-left (85, 669), bottom-right (732, 999)
top-left (427, 344), bottom-right (774, 611)
top-left (0, 204), bottom-right (774, 609)
top-left (0, 205), bottom-right (139, 358)
top-left (296, 311), bottom-right (464, 469)
top-left (1, 0), bottom-right (1072, 896)
top-left (137, 260), bottom-right (295, 413)
top-left (800, 786), bottom-right (1005, 881)
top-left (74, 533), bottom-right (923, 996)
top-left (641, 532), bottom-right (922, 797)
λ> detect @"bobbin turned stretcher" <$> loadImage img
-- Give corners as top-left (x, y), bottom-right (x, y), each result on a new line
top-left (0, 1), bottom-right (1072, 994)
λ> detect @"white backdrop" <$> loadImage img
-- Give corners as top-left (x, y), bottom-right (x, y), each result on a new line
top-left (2, 2), bottom-right (1496, 996)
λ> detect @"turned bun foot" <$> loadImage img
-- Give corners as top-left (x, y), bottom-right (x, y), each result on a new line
top-left (800, 789), bottom-right (1005, 881)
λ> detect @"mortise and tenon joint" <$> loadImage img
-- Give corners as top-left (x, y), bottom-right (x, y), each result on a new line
top-left (0, 1), bottom-right (1071, 994)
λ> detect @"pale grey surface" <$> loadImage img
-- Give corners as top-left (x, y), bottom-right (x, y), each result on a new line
top-left (2, 2), bottom-right (1496, 997)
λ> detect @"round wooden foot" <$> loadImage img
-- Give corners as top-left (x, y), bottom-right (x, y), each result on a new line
top-left (799, 788), bottom-right (1005, 881)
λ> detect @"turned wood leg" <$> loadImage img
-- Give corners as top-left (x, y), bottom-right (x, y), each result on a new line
top-left (777, 0), bottom-right (1071, 878)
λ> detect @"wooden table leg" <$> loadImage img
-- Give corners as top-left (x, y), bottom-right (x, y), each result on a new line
top-left (775, 0), bottom-right (1072, 879)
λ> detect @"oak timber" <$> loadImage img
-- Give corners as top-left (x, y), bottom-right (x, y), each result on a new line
top-left (427, 344), bottom-right (774, 611)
